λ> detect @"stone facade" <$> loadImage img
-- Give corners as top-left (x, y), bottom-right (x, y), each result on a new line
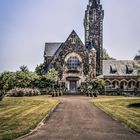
top-left (84, 0), bottom-right (104, 75)
top-left (44, 30), bottom-right (96, 93)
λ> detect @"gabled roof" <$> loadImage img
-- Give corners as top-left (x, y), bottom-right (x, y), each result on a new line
top-left (44, 30), bottom-right (84, 58)
top-left (103, 60), bottom-right (138, 76)
top-left (64, 30), bottom-right (84, 46)
top-left (44, 42), bottom-right (63, 57)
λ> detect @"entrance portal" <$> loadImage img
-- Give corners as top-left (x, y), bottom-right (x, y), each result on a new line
top-left (70, 81), bottom-right (77, 93)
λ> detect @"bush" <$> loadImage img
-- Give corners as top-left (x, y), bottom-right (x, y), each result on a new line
top-left (7, 88), bottom-right (41, 97)
top-left (93, 90), bottom-right (99, 97)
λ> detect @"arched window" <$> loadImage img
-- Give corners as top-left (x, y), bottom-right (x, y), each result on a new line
top-left (128, 80), bottom-right (136, 89)
top-left (112, 80), bottom-right (119, 88)
top-left (67, 56), bottom-right (80, 70)
top-left (105, 80), bottom-right (111, 86)
top-left (120, 80), bottom-right (127, 90)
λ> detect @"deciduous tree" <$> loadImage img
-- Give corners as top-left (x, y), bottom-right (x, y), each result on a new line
top-left (19, 65), bottom-right (29, 72)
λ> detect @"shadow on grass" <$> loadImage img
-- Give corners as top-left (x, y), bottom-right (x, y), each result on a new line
top-left (128, 103), bottom-right (140, 108)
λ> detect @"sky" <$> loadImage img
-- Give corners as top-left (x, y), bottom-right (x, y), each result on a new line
top-left (0, 0), bottom-right (140, 72)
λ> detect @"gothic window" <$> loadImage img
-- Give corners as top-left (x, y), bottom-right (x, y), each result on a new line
top-left (67, 56), bottom-right (80, 70)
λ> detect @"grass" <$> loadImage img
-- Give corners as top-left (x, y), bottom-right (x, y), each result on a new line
top-left (91, 96), bottom-right (140, 133)
top-left (0, 96), bottom-right (59, 140)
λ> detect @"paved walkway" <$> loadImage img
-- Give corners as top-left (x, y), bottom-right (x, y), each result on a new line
top-left (21, 96), bottom-right (140, 140)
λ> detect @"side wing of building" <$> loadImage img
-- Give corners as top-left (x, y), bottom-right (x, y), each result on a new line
top-left (102, 60), bottom-right (140, 94)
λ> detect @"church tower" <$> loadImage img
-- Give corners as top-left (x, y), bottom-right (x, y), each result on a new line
top-left (84, 0), bottom-right (104, 75)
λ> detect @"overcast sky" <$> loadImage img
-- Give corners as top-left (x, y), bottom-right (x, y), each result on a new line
top-left (0, 0), bottom-right (140, 72)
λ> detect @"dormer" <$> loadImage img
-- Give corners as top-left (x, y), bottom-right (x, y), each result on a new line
top-left (126, 65), bottom-right (133, 74)
top-left (110, 65), bottom-right (117, 74)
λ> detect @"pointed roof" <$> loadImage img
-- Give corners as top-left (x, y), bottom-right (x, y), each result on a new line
top-left (52, 30), bottom-right (85, 57)
top-left (44, 30), bottom-right (84, 58)
top-left (65, 30), bottom-right (84, 46)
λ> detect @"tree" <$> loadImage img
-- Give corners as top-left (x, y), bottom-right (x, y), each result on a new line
top-left (0, 71), bottom-right (38, 92)
top-left (35, 64), bottom-right (45, 75)
top-left (34, 76), bottom-right (51, 89)
top-left (19, 65), bottom-right (29, 72)
top-left (103, 48), bottom-right (115, 60)
top-left (0, 71), bottom-right (14, 101)
top-left (14, 71), bottom-right (37, 88)
top-left (33, 68), bottom-right (58, 89)
top-left (45, 68), bottom-right (58, 81)
top-left (0, 72), bottom-right (14, 91)
top-left (90, 78), bottom-right (105, 95)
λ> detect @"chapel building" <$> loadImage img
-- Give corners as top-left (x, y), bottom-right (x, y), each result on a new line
top-left (44, 0), bottom-right (140, 94)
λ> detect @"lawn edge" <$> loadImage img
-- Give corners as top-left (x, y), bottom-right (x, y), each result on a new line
top-left (15, 101), bottom-right (60, 140)
top-left (90, 101), bottom-right (140, 136)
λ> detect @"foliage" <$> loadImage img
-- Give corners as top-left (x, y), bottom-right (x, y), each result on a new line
top-left (35, 63), bottom-right (45, 75)
top-left (0, 97), bottom-right (59, 140)
top-left (33, 76), bottom-right (52, 89)
top-left (90, 78), bottom-right (105, 93)
top-left (13, 71), bottom-right (36, 88)
top-left (45, 68), bottom-right (58, 81)
top-left (34, 68), bottom-right (58, 89)
top-left (103, 48), bottom-right (115, 60)
top-left (0, 68), bottom-right (58, 96)
top-left (7, 88), bottom-right (41, 97)
top-left (0, 71), bottom-right (14, 91)
top-left (79, 78), bottom-right (105, 97)
top-left (0, 71), bottom-right (38, 92)
top-left (19, 65), bottom-right (29, 72)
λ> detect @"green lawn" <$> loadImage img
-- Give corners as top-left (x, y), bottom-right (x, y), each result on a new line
top-left (91, 96), bottom-right (140, 133)
top-left (0, 96), bottom-right (59, 140)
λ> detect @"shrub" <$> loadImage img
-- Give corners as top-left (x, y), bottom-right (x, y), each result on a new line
top-left (35, 64), bottom-right (45, 75)
top-left (93, 90), bottom-right (99, 97)
top-left (7, 88), bottom-right (41, 97)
